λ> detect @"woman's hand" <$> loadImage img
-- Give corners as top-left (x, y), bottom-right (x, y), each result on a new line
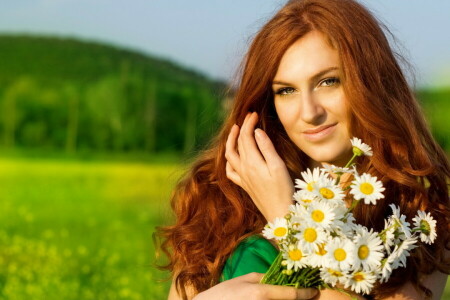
top-left (225, 111), bottom-right (294, 222)
top-left (193, 273), bottom-right (318, 300)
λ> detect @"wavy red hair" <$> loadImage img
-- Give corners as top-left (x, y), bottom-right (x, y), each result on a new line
top-left (156, 0), bottom-right (450, 299)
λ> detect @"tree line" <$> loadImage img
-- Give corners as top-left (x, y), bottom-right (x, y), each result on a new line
top-left (0, 35), bottom-right (227, 155)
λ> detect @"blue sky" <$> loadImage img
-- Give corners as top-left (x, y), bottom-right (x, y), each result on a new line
top-left (0, 0), bottom-right (449, 88)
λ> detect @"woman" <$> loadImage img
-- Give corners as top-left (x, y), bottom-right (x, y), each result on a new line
top-left (158, 0), bottom-right (450, 299)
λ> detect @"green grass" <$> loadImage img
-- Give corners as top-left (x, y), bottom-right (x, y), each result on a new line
top-left (1, 156), bottom-right (449, 299)
top-left (0, 156), bottom-right (180, 299)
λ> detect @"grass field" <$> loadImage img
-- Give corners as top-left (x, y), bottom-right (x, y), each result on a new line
top-left (0, 156), bottom-right (181, 299)
top-left (1, 156), bottom-right (450, 299)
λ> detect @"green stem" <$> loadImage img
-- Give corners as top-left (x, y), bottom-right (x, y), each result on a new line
top-left (334, 174), bottom-right (342, 186)
top-left (378, 223), bottom-right (397, 238)
top-left (333, 153), bottom-right (357, 186)
top-left (344, 153), bottom-right (358, 169)
top-left (343, 199), bottom-right (361, 220)
top-left (261, 252), bottom-right (283, 284)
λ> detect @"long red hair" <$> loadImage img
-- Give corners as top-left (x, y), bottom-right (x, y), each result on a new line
top-left (157, 0), bottom-right (450, 299)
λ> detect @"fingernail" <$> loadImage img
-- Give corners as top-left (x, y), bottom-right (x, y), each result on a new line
top-left (254, 129), bottom-right (263, 139)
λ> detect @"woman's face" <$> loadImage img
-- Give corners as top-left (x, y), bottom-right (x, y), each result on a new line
top-left (272, 30), bottom-right (352, 167)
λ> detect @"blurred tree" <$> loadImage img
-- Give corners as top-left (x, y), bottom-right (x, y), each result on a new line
top-left (144, 76), bottom-right (157, 153)
top-left (65, 84), bottom-right (80, 153)
top-left (0, 35), bottom-right (228, 155)
top-left (183, 85), bottom-right (197, 154)
top-left (1, 77), bottom-right (35, 147)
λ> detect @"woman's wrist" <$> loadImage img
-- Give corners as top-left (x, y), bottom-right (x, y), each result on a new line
top-left (264, 200), bottom-right (291, 223)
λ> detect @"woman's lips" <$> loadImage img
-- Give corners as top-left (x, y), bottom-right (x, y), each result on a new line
top-left (303, 124), bottom-right (337, 141)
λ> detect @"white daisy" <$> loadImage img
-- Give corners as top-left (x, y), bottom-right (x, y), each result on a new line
top-left (351, 228), bottom-right (384, 271)
top-left (302, 201), bottom-right (336, 230)
top-left (288, 203), bottom-right (306, 230)
top-left (379, 253), bottom-right (396, 283)
top-left (389, 204), bottom-right (401, 217)
top-left (321, 164), bottom-right (356, 176)
top-left (412, 210), bottom-right (437, 244)
top-left (390, 236), bottom-right (418, 269)
top-left (293, 189), bottom-right (315, 206)
top-left (295, 167), bottom-right (328, 192)
top-left (330, 219), bottom-right (354, 239)
top-left (320, 267), bottom-right (347, 287)
top-left (388, 204), bottom-right (411, 240)
top-left (352, 224), bottom-right (369, 236)
top-left (281, 243), bottom-right (309, 271)
top-left (332, 208), bottom-right (356, 237)
top-left (262, 217), bottom-right (289, 241)
top-left (380, 218), bottom-right (396, 254)
top-left (344, 270), bottom-right (377, 295)
top-left (289, 203), bottom-right (306, 217)
top-left (296, 225), bottom-right (327, 253)
top-left (333, 204), bottom-right (348, 220)
top-left (308, 243), bottom-right (328, 268)
top-left (350, 173), bottom-right (385, 205)
top-left (312, 178), bottom-right (345, 206)
top-left (351, 137), bottom-right (373, 157)
top-left (324, 237), bottom-right (355, 271)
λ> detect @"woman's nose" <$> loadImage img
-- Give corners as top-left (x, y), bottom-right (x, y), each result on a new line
top-left (299, 92), bottom-right (326, 124)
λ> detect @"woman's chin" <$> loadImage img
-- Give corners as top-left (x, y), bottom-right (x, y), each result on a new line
top-left (307, 153), bottom-right (352, 168)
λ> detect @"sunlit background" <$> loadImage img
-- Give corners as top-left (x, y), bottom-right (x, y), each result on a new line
top-left (0, 1), bottom-right (449, 299)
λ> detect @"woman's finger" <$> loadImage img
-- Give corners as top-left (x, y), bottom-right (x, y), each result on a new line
top-left (237, 114), bottom-right (250, 160)
top-left (293, 287), bottom-right (319, 300)
top-left (260, 284), bottom-right (318, 300)
top-left (239, 272), bottom-right (264, 283)
top-left (225, 124), bottom-right (241, 171)
top-left (226, 161), bottom-right (242, 186)
top-left (238, 273), bottom-right (318, 300)
top-left (239, 112), bottom-right (265, 165)
top-left (254, 128), bottom-right (286, 174)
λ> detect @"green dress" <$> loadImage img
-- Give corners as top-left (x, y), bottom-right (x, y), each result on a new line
top-left (220, 235), bottom-right (279, 281)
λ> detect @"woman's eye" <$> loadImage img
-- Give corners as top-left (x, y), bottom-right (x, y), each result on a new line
top-left (275, 87), bottom-right (296, 96)
top-left (320, 77), bottom-right (340, 87)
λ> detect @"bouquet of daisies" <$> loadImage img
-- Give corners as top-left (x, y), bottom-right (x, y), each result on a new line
top-left (260, 138), bottom-right (437, 295)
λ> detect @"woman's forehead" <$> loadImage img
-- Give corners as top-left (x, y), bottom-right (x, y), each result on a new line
top-left (274, 31), bottom-right (341, 83)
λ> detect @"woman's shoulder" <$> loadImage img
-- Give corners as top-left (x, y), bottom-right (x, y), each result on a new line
top-left (221, 235), bottom-right (279, 281)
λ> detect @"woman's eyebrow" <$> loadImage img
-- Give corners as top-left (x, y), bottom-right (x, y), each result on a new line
top-left (272, 66), bottom-right (339, 86)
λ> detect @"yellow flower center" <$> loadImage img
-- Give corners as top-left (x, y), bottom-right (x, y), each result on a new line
top-left (352, 146), bottom-right (364, 156)
top-left (360, 183), bottom-right (374, 195)
top-left (316, 243), bottom-right (327, 256)
top-left (304, 228), bottom-right (317, 243)
top-left (353, 272), bottom-right (365, 282)
top-left (306, 182), bottom-right (315, 192)
top-left (334, 248), bottom-right (347, 261)
top-left (320, 188), bottom-right (335, 199)
top-left (328, 269), bottom-right (343, 277)
top-left (274, 227), bottom-right (287, 237)
top-left (358, 245), bottom-right (370, 260)
top-left (420, 220), bottom-right (431, 235)
top-left (288, 249), bottom-right (303, 261)
top-left (311, 210), bottom-right (325, 222)
top-left (302, 199), bottom-right (312, 203)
